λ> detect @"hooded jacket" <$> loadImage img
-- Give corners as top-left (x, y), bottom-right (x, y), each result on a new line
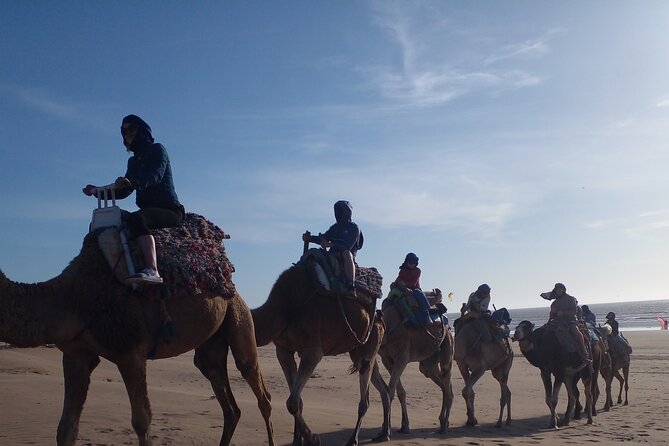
top-left (309, 200), bottom-right (362, 253)
top-left (115, 115), bottom-right (181, 210)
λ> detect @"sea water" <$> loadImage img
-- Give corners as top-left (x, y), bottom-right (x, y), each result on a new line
top-left (447, 299), bottom-right (669, 332)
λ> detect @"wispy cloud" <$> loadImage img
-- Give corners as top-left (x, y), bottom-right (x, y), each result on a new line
top-left (0, 84), bottom-right (108, 130)
top-left (359, 3), bottom-right (551, 108)
top-left (657, 96), bottom-right (669, 107)
top-left (483, 28), bottom-right (564, 66)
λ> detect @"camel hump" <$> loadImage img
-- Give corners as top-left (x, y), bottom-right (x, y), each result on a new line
top-left (96, 213), bottom-right (237, 298)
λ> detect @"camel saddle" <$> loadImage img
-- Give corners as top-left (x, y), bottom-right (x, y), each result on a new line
top-left (381, 289), bottom-right (447, 328)
top-left (298, 248), bottom-right (383, 300)
top-left (96, 213), bottom-right (237, 299)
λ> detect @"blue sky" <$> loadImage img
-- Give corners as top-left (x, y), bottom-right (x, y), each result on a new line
top-left (2, 1), bottom-right (669, 312)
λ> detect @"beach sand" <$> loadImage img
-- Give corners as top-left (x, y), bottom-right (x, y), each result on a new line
top-left (0, 330), bottom-right (667, 445)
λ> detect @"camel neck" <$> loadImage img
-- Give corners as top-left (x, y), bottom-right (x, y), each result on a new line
top-left (0, 274), bottom-right (81, 347)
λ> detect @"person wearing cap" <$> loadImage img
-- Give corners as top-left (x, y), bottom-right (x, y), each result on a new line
top-left (389, 253), bottom-right (430, 326)
top-left (302, 200), bottom-right (362, 293)
top-left (605, 312), bottom-right (633, 353)
top-left (83, 114), bottom-right (185, 285)
top-left (543, 283), bottom-right (591, 371)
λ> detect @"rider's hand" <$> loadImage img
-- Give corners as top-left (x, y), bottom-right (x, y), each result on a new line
top-left (114, 177), bottom-right (132, 189)
top-left (82, 184), bottom-right (95, 196)
top-left (302, 232), bottom-right (311, 242)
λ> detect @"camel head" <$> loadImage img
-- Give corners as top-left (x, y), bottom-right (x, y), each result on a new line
top-left (512, 320), bottom-right (534, 342)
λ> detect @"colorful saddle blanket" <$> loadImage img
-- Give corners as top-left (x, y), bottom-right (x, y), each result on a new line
top-left (97, 213), bottom-right (236, 298)
top-left (299, 248), bottom-right (383, 299)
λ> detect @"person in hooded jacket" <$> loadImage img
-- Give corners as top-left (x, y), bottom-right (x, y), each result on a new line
top-left (302, 200), bottom-right (361, 292)
top-left (83, 114), bottom-right (185, 285)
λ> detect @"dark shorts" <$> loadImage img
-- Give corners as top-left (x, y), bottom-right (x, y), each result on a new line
top-left (124, 204), bottom-right (185, 238)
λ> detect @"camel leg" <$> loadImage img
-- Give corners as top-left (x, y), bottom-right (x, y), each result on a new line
top-left (386, 352), bottom-right (410, 433)
top-left (369, 359), bottom-right (390, 443)
top-left (582, 374), bottom-right (594, 424)
top-left (344, 351), bottom-right (376, 446)
top-left (621, 365), bottom-right (630, 405)
top-left (117, 354), bottom-right (152, 446)
top-left (601, 365), bottom-right (613, 411)
top-left (420, 356), bottom-right (453, 434)
top-left (275, 347), bottom-right (303, 446)
top-left (279, 346), bottom-right (322, 446)
top-left (225, 302), bottom-right (275, 446)
top-left (194, 339), bottom-right (241, 446)
top-left (540, 370), bottom-right (558, 429)
top-left (614, 369), bottom-right (624, 404)
top-left (491, 364), bottom-right (511, 427)
top-left (457, 362), bottom-right (484, 426)
top-left (56, 351), bottom-right (100, 446)
top-left (395, 378), bottom-right (411, 433)
top-left (562, 376), bottom-right (576, 427)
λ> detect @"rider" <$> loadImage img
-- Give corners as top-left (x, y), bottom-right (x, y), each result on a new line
top-left (389, 252), bottom-right (430, 326)
top-left (462, 284), bottom-right (491, 317)
top-left (460, 284), bottom-right (493, 341)
top-left (542, 283), bottom-right (591, 371)
top-left (581, 304), bottom-right (597, 327)
top-left (605, 311), bottom-right (633, 353)
top-left (302, 200), bottom-right (361, 293)
top-left (83, 114), bottom-right (185, 285)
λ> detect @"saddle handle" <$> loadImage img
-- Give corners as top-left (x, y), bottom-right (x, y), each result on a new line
top-left (91, 183), bottom-right (117, 209)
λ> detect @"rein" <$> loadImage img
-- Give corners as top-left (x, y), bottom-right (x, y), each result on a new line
top-left (420, 313), bottom-right (446, 342)
top-left (337, 294), bottom-right (378, 346)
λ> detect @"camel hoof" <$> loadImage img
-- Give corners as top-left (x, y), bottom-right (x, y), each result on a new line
top-left (396, 427), bottom-right (411, 434)
top-left (495, 421), bottom-right (502, 428)
top-left (466, 418), bottom-right (478, 427)
top-left (372, 432), bottom-right (390, 443)
top-left (623, 401), bottom-right (628, 406)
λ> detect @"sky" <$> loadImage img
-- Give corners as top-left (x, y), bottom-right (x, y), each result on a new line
top-left (2, 1), bottom-right (669, 312)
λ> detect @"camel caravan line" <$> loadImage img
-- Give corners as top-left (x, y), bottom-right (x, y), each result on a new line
top-left (0, 194), bottom-right (633, 446)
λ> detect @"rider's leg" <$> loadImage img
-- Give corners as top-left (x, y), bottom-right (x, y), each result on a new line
top-left (137, 234), bottom-right (158, 274)
top-left (342, 250), bottom-right (355, 289)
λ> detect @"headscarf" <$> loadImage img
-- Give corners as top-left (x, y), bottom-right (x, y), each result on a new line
top-left (121, 114), bottom-right (154, 151)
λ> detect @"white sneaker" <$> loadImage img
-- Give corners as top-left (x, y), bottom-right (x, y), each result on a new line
top-left (125, 268), bottom-right (163, 286)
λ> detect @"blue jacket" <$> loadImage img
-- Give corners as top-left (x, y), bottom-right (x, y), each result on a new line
top-left (116, 143), bottom-right (180, 210)
top-left (310, 221), bottom-right (361, 254)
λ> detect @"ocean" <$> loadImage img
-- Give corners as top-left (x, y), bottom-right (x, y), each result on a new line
top-left (448, 299), bottom-right (669, 332)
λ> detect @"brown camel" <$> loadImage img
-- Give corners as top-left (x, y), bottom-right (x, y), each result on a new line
top-left (605, 334), bottom-right (631, 407)
top-left (0, 232), bottom-right (275, 446)
top-left (370, 300), bottom-right (454, 440)
top-left (252, 264), bottom-right (385, 446)
top-left (454, 317), bottom-right (513, 427)
top-left (513, 320), bottom-right (593, 428)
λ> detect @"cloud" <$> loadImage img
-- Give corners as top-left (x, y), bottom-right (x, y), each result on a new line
top-left (360, 4), bottom-right (548, 108)
top-left (483, 28), bottom-right (564, 66)
top-left (0, 84), bottom-right (108, 130)
top-left (657, 96), bottom-right (669, 107)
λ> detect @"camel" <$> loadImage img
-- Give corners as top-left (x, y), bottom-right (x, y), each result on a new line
top-left (0, 231), bottom-right (275, 446)
top-left (453, 316), bottom-right (513, 427)
top-left (604, 334), bottom-right (631, 407)
top-left (252, 264), bottom-right (385, 446)
top-left (512, 320), bottom-right (593, 428)
top-left (570, 326), bottom-right (611, 417)
top-left (369, 299), bottom-right (454, 439)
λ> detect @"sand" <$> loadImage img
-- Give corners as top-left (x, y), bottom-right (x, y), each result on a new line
top-left (0, 330), bottom-right (667, 446)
